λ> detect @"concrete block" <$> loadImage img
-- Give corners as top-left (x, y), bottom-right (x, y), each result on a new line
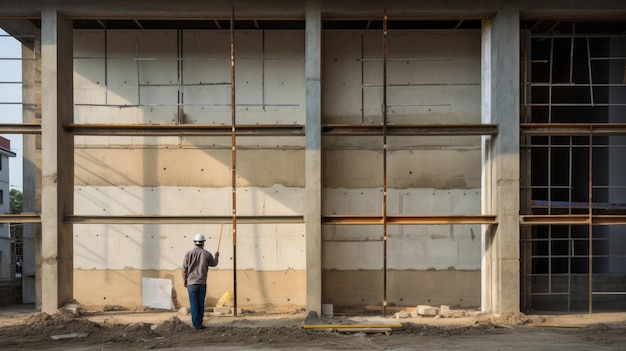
top-left (440, 305), bottom-right (450, 317)
top-left (213, 306), bottom-right (232, 314)
top-left (417, 305), bottom-right (439, 316)
top-left (322, 304), bottom-right (333, 317)
top-left (395, 311), bottom-right (410, 319)
top-left (410, 310), bottom-right (419, 318)
top-left (210, 306), bottom-right (243, 316)
top-left (61, 303), bottom-right (81, 315)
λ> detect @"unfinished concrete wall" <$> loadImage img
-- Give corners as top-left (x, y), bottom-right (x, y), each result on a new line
top-left (0, 149), bottom-right (10, 279)
top-left (72, 26), bottom-right (483, 311)
top-left (72, 29), bottom-right (306, 310)
top-left (322, 30), bottom-right (482, 308)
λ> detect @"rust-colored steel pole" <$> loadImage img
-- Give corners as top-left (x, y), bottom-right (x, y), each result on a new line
top-left (230, 7), bottom-right (238, 317)
top-left (382, 8), bottom-right (389, 317)
top-left (584, 128), bottom-right (593, 314)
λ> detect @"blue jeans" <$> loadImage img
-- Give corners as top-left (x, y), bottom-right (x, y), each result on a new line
top-left (187, 284), bottom-right (207, 328)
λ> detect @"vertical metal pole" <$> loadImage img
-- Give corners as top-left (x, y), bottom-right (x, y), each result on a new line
top-left (546, 36), bottom-right (555, 305)
top-left (262, 29), bottom-right (266, 111)
top-left (520, 28), bottom-right (533, 312)
top-left (569, 23), bottom-right (575, 84)
top-left (548, 38), bottom-right (554, 123)
top-left (361, 34), bottom-right (365, 125)
top-left (568, 136), bottom-right (573, 312)
top-left (382, 8), bottom-right (388, 317)
top-left (177, 29), bottom-right (183, 124)
top-left (569, 22), bottom-right (576, 84)
top-left (587, 128), bottom-right (593, 314)
top-left (586, 37), bottom-right (594, 106)
top-left (135, 35), bottom-right (141, 105)
top-left (104, 28), bottom-right (108, 105)
top-left (230, 7), bottom-right (238, 317)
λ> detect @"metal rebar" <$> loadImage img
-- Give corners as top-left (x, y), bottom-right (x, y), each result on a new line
top-left (135, 34), bottom-right (141, 105)
top-left (262, 29), bottom-right (266, 111)
top-left (361, 33), bottom-right (365, 125)
top-left (586, 37), bottom-right (594, 106)
top-left (382, 8), bottom-right (388, 318)
top-left (177, 29), bottom-right (184, 124)
top-left (569, 23), bottom-right (575, 84)
top-left (587, 129), bottom-right (593, 314)
top-left (230, 6), bottom-right (238, 318)
top-left (105, 28), bottom-right (108, 105)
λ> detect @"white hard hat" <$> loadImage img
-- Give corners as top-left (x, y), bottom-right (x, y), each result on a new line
top-left (193, 233), bottom-right (206, 242)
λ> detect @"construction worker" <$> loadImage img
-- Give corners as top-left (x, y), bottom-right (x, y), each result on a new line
top-left (182, 233), bottom-right (219, 329)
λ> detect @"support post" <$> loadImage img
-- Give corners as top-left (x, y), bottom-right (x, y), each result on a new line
top-left (480, 19), bottom-right (493, 313)
top-left (305, 0), bottom-right (322, 315)
top-left (485, 6), bottom-right (521, 313)
top-left (22, 31), bottom-right (40, 306)
top-left (41, 10), bottom-right (74, 314)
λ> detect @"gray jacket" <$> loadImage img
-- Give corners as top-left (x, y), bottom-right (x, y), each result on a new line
top-left (182, 247), bottom-right (219, 285)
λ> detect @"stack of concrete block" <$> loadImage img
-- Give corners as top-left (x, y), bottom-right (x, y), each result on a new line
top-left (210, 306), bottom-right (243, 316)
top-left (440, 305), bottom-right (451, 317)
top-left (409, 304), bottom-right (441, 317)
top-left (394, 310), bottom-right (411, 319)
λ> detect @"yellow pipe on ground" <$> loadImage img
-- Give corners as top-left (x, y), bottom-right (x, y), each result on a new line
top-left (303, 324), bottom-right (403, 329)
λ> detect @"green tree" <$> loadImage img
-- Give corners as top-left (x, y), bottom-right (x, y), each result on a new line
top-left (9, 189), bottom-right (23, 247)
top-left (10, 188), bottom-right (22, 214)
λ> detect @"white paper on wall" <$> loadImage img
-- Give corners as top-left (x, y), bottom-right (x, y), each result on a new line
top-left (142, 277), bottom-right (173, 310)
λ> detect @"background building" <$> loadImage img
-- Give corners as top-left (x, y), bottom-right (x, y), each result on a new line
top-left (0, 137), bottom-right (16, 280)
top-left (0, 0), bottom-right (625, 315)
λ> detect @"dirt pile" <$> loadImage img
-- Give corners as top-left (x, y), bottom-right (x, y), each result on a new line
top-left (472, 311), bottom-right (547, 326)
top-left (1, 307), bottom-right (626, 350)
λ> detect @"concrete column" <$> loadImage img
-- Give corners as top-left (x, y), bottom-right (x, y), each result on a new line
top-left (480, 19), bottom-right (493, 313)
top-left (486, 6), bottom-right (520, 313)
top-left (305, 0), bottom-right (322, 315)
top-left (22, 31), bottom-right (40, 306)
top-left (41, 10), bottom-right (74, 314)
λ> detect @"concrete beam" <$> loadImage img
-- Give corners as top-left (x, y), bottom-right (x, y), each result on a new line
top-left (1, 0), bottom-right (626, 19)
top-left (40, 10), bottom-right (74, 314)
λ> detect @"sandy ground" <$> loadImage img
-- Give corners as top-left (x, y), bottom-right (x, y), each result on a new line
top-left (0, 304), bottom-right (625, 350)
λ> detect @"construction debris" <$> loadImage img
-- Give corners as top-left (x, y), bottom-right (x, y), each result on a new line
top-left (51, 333), bottom-right (88, 340)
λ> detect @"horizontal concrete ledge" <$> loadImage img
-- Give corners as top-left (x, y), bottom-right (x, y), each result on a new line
top-left (521, 123), bottom-right (626, 136)
top-left (0, 123), bottom-right (42, 134)
top-left (323, 124), bottom-right (498, 136)
top-left (65, 215), bottom-right (304, 224)
top-left (65, 124), bottom-right (305, 136)
top-left (323, 215), bottom-right (497, 225)
top-left (521, 215), bottom-right (626, 225)
top-left (0, 213), bottom-right (41, 223)
top-left (0, 214), bottom-right (306, 224)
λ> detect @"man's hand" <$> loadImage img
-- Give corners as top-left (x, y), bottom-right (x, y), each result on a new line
top-left (184, 281), bottom-right (187, 288)
top-left (215, 252), bottom-right (219, 259)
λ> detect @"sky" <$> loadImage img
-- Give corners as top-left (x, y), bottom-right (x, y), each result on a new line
top-left (0, 29), bottom-right (24, 191)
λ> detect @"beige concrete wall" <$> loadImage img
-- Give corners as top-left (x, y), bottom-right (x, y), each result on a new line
top-left (74, 269), bottom-right (306, 311)
top-left (321, 29), bottom-right (482, 307)
top-left (323, 270), bottom-right (480, 308)
top-left (71, 26), bottom-right (482, 310)
top-left (72, 28), bottom-right (307, 310)
top-left (73, 224), bottom-right (306, 271)
top-left (73, 29), bottom-right (305, 125)
top-left (323, 30), bottom-right (480, 124)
